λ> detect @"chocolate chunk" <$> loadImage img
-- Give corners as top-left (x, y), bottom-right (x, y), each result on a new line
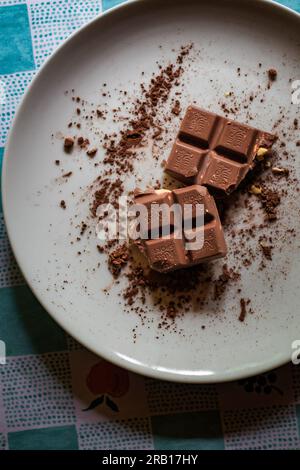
top-left (132, 185), bottom-right (227, 273)
top-left (165, 106), bottom-right (276, 194)
top-left (268, 68), bottom-right (277, 81)
top-left (64, 136), bottom-right (74, 151)
top-left (86, 148), bottom-right (98, 158)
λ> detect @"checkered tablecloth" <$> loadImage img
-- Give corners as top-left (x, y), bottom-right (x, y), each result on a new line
top-left (0, 0), bottom-right (300, 451)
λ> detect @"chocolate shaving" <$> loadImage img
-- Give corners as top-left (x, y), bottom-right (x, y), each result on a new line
top-left (62, 171), bottom-right (73, 178)
top-left (239, 298), bottom-right (247, 322)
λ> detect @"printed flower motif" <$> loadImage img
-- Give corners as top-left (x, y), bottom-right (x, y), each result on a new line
top-left (83, 360), bottom-right (129, 412)
top-left (238, 372), bottom-right (283, 396)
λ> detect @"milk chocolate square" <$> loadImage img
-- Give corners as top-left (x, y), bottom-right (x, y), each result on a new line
top-left (132, 185), bottom-right (227, 273)
top-left (165, 106), bottom-right (276, 193)
top-left (144, 237), bottom-right (187, 272)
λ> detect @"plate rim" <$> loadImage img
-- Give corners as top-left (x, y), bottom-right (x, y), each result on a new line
top-left (2, 0), bottom-right (300, 383)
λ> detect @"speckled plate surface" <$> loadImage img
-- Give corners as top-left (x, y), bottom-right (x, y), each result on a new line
top-left (2, 0), bottom-right (300, 382)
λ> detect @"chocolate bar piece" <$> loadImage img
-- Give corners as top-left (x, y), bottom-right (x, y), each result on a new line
top-left (132, 185), bottom-right (227, 273)
top-left (165, 106), bottom-right (276, 194)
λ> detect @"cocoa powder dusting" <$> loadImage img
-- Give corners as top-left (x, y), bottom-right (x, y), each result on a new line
top-left (260, 187), bottom-right (281, 221)
top-left (56, 42), bottom-right (300, 337)
top-left (108, 243), bottom-right (129, 277)
top-left (89, 44), bottom-right (193, 259)
top-left (214, 264), bottom-right (240, 300)
top-left (120, 253), bottom-right (240, 324)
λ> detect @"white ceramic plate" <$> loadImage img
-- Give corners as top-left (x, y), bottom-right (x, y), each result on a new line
top-left (2, 0), bottom-right (300, 383)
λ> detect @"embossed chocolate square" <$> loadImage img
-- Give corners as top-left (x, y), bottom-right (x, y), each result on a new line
top-left (131, 185), bottom-right (227, 273)
top-left (165, 106), bottom-right (277, 194)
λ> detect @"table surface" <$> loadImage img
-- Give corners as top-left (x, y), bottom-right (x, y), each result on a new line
top-left (0, 0), bottom-right (300, 451)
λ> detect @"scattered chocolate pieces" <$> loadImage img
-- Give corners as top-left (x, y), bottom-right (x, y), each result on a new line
top-left (101, 46), bottom-right (192, 177)
top-left (171, 100), bottom-right (181, 116)
top-left (91, 177), bottom-right (124, 216)
top-left (108, 243), bottom-right (129, 277)
top-left (77, 136), bottom-right (90, 148)
top-left (260, 187), bottom-right (281, 221)
top-left (80, 222), bottom-right (88, 236)
top-left (249, 184), bottom-right (281, 221)
top-left (260, 243), bottom-right (273, 261)
top-left (214, 264), bottom-right (240, 300)
top-left (96, 109), bottom-right (104, 118)
top-left (56, 43), bottom-right (300, 331)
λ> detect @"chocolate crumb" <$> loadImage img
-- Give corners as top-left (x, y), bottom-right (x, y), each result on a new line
top-left (239, 298), bottom-right (247, 322)
top-left (80, 222), bottom-right (88, 236)
top-left (64, 137), bottom-right (74, 151)
top-left (77, 137), bottom-right (90, 149)
top-left (260, 187), bottom-right (280, 221)
top-left (268, 68), bottom-right (277, 82)
top-left (86, 148), bottom-right (98, 158)
top-left (214, 264), bottom-right (240, 300)
top-left (260, 243), bottom-right (273, 261)
top-left (108, 243), bottom-right (129, 277)
top-left (171, 100), bottom-right (181, 116)
top-left (62, 171), bottom-right (73, 178)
